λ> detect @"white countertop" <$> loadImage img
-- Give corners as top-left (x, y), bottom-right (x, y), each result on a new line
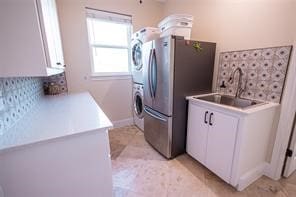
top-left (187, 93), bottom-right (279, 115)
top-left (0, 92), bottom-right (113, 153)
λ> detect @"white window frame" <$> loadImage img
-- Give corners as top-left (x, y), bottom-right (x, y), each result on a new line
top-left (86, 8), bottom-right (132, 79)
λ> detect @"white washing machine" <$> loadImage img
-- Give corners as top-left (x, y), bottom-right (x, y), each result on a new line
top-left (131, 27), bottom-right (160, 85)
top-left (133, 83), bottom-right (144, 131)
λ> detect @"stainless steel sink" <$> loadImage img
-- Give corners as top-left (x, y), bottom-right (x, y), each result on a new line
top-left (194, 94), bottom-right (265, 109)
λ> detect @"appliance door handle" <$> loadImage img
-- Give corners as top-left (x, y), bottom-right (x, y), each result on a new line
top-left (204, 111), bottom-right (208, 124)
top-left (144, 107), bottom-right (167, 122)
top-left (151, 49), bottom-right (157, 98)
top-left (147, 49), bottom-right (153, 98)
top-left (209, 113), bottom-right (214, 126)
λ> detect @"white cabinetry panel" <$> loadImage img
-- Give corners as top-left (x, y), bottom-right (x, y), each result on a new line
top-left (187, 102), bottom-right (238, 183)
top-left (186, 95), bottom-right (279, 190)
top-left (0, 0), bottom-right (64, 77)
top-left (186, 104), bottom-right (209, 165)
top-left (38, 0), bottom-right (64, 69)
top-left (206, 111), bottom-right (238, 182)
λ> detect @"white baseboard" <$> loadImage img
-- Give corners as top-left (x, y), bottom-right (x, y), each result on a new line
top-left (237, 162), bottom-right (268, 191)
top-left (112, 118), bottom-right (134, 128)
top-left (0, 185), bottom-right (4, 197)
top-left (263, 163), bottom-right (281, 181)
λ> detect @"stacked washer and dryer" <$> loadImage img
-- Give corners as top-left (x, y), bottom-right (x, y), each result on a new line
top-left (131, 27), bottom-right (160, 131)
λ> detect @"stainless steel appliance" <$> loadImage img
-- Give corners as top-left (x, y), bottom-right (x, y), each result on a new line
top-left (133, 83), bottom-right (144, 130)
top-left (131, 28), bottom-right (160, 85)
top-left (131, 28), bottom-right (160, 131)
top-left (131, 32), bottom-right (144, 84)
top-left (143, 36), bottom-right (216, 159)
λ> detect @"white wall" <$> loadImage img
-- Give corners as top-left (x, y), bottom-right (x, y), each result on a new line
top-left (163, 0), bottom-right (295, 88)
top-left (56, 0), bottom-right (164, 122)
top-left (57, 0), bottom-right (295, 128)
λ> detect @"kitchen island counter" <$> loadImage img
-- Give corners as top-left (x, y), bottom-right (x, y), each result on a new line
top-left (0, 92), bottom-right (112, 152)
top-left (0, 92), bottom-right (113, 197)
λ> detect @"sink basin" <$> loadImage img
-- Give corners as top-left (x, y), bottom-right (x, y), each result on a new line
top-left (194, 94), bottom-right (265, 109)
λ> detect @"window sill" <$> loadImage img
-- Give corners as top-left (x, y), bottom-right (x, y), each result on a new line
top-left (90, 74), bottom-right (132, 81)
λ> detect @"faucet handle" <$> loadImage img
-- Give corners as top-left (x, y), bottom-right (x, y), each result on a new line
top-left (220, 80), bottom-right (226, 88)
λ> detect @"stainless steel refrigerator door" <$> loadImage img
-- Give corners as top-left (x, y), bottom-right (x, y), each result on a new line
top-left (144, 106), bottom-right (172, 159)
top-left (151, 36), bottom-right (174, 116)
top-left (143, 41), bottom-right (153, 108)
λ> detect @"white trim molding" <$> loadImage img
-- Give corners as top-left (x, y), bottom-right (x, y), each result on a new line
top-left (90, 74), bottom-right (132, 81)
top-left (268, 45), bottom-right (296, 180)
top-left (85, 8), bottom-right (132, 78)
top-left (237, 162), bottom-right (268, 191)
top-left (0, 185), bottom-right (4, 197)
top-left (112, 118), bottom-right (134, 128)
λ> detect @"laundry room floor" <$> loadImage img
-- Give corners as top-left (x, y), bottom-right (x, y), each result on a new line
top-left (109, 126), bottom-right (296, 197)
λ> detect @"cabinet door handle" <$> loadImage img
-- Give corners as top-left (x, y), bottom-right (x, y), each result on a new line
top-left (204, 111), bottom-right (209, 124)
top-left (209, 113), bottom-right (214, 126)
top-left (56, 62), bottom-right (62, 66)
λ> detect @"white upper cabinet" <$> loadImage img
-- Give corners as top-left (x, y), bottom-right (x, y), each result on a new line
top-left (38, 0), bottom-right (64, 69)
top-left (0, 0), bottom-right (64, 77)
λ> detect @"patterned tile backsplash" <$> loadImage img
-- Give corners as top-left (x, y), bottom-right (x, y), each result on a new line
top-left (43, 72), bottom-right (68, 95)
top-left (0, 72), bottom-right (68, 135)
top-left (0, 77), bottom-right (44, 135)
top-left (216, 46), bottom-right (292, 103)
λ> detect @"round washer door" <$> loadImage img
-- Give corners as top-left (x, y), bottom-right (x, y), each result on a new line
top-left (134, 91), bottom-right (144, 119)
top-left (132, 40), bottom-right (143, 71)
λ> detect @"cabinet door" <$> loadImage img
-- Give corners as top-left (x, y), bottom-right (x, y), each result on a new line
top-left (38, 0), bottom-right (64, 68)
top-left (0, 0), bottom-right (48, 76)
top-left (206, 111), bottom-right (238, 182)
top-left (49, 0), bottom-right (64, 67)
top-left (186, 103), bottom-right (209, 165)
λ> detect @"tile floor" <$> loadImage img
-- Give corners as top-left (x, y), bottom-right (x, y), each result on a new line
top-left (109, 125), bottom-right (296, 197)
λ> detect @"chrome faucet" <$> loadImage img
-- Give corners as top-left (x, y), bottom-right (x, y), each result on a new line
top-left (228, 67), bottom-right (246, 98)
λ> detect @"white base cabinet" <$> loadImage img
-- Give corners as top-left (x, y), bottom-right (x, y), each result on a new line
top-left (187, 104), bottom-right (209, 166)
top-left (206, 109), bottom-right (238, 182)
top-left (0, 93), bottom-right (113, 197)
top-left (187, 104), bottom-right (238, 182)
top-left (0, 130), bottom-right (112, 197)
top-left (0, 0), bottom-right (65, 77)
top-left (186, 96), bottom-right (279, 190)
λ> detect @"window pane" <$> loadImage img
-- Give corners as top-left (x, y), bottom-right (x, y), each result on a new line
top-left (92, 47), bottom-right (129, 73)
top-left (87, 18), bottom-right (129, 47)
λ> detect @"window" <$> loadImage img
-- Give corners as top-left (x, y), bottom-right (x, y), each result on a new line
top-left (86, 8), bottom-right (132, 77)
